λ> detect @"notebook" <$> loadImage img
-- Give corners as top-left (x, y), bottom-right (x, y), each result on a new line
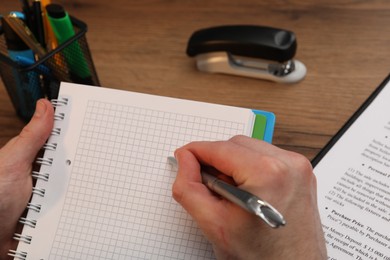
top-left (312, 75), bottom-right (390, 259)
top-left (9, 82), bottom-right (275, 260)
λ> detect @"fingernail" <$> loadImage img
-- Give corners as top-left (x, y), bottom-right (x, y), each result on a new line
top-left (34, 100), bottom-right (47, 118)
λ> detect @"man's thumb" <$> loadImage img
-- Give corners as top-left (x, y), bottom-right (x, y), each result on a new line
top-left (6, 99), bottom-right (54, 164)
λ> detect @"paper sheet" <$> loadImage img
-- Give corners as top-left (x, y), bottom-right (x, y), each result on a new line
top-left (314, 80), bottom-right (390, 259)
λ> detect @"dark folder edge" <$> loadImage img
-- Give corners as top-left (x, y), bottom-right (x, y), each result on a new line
top-left (311, 74), bottom-right (390, 167)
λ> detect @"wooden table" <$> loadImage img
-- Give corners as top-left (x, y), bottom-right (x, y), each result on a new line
top-left (1, 0), bottom-right (390, 160)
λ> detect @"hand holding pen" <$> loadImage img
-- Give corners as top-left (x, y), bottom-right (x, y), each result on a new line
top-left (169, 156), bottom-right (285, 228)
top-left (171, 135), bottom-right (327, 260)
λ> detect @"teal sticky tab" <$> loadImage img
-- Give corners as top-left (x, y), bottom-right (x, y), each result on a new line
top-left (251, 110), bottom-right (276, 143)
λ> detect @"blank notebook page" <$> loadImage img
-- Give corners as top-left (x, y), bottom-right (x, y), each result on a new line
top-left (17, 82), bottom-right (256, 259)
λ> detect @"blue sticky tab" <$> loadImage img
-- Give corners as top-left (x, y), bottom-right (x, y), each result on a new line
top-left (251, 110), bottom-right (275, 143)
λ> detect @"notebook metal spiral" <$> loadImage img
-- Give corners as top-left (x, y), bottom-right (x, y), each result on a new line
top-left (18, 218), bottom-right (37, 229)
top-left (26, 203), bottom-right (41, 213)
top-left (8, 97), bottom-right (69, 260)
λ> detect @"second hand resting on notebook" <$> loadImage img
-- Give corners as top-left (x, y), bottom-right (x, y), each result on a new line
top-left (0, 100), bottom-right (326, 259)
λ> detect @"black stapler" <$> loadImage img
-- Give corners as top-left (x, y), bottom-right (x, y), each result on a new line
top-left (186, 25), bottom-right (306, 83)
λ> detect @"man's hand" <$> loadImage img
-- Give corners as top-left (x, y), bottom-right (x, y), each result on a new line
top-left (0, 99), bottom-right (54, 259)
top-left (172, 135), bottom-right (327, 259)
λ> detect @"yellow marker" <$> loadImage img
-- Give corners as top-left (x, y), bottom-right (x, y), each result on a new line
top-left (40, 0), bottom-right (65, 72)
top-left (41, 0), bottom-right (58, 51)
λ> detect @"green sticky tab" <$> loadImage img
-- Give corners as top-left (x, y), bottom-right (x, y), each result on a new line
top-left (251, 114), bottom-right (267, 140)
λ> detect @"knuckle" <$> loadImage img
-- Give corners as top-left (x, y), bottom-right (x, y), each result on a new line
top-left (171, 181), bottom-right (183, 203)
top-left (288, 152), bottom-right (315, 182)
top-left (228, 134), bottom-right (249, 143)
top-left (292, 152), bottom-right (313, 171)
top-left (172, 180), bottom-right (197, 205)
top-left (254, 153), bottom-right (314, 181)
top-left (257, 155), bottom-right (287, 175)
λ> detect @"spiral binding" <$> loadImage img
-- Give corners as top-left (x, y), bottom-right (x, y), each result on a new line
top-left (8, 97), bottom-right (68, 259)
top-left (51, 128), bottom-right (61, 136)
top-left (13, 234), bottom-right (32, 244)
top-left (42, 143), bottom-right (57, 151)
top-left (51, 97), bottom-right (69, 107)
top-left (26, 202), bottom-right (41, 213)
top-left (19, 217), bottom-right (37, 228)
top-left (32, 171), bottom-right (50, 181)
top-left (8, 250), bottom-right (27, 260)
top-left (35, 157), bottom-right (53, 166)
top-left (32, 187), bottom-right (46, 197)
top-left (54, 112), bottom-right (65, 121)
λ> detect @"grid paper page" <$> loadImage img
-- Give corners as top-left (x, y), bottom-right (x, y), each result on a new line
top-left (48, 100), bottom-right (245, 259)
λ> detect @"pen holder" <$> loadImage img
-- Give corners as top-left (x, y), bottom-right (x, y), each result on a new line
top-left (0, 16), bottom-right (100, 122)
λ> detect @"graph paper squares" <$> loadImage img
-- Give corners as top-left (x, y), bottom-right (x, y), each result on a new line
top-left (49, 100), bottom-right (245, 259)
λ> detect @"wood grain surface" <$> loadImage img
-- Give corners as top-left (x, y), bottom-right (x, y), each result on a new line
top-left (1, 0), bottom-right (390, 160)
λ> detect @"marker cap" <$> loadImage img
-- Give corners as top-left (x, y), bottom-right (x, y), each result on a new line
top-left (45, 4), bottom-right (66, 19)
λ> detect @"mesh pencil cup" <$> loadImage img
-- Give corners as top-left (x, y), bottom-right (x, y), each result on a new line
top-left (0, 16), bottom-right (100, 122)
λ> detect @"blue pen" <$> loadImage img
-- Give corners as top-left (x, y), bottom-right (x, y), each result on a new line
top-left (9, 12), bottom-right (25, 20)
top-left (13, 55), bottom-right (58, 99)
top-left (2, 16), bottom-right (44, 120)
top-left (14, 55), bottom-right (51, 75)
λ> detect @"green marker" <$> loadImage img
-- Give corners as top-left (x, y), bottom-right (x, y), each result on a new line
top-left (46, 4), bottom-right (93, 85)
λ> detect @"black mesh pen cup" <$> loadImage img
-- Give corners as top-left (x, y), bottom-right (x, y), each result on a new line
top-left (0, 16), bottom-right (100, 122)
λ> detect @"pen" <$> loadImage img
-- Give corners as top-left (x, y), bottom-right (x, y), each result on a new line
top-left (13, 55), bottom-right (54, 99)
top-left (2, 15), bottom-right (44, 120)
top-left (167, 156), bottom-right (286, 228)
top-left (9, 11), bottom-right (25, 20)
top-left (2, 16), bottom-right (28, 119)
top-left (2, 16), bottom-right (46, 58)
top-left (19, 0), bottom-right (32, 28)
top-left (3, 15), bottom-right (63, 97)
top-left (32, 0), bottom-right (46, 48)
top-left (14, 55), bottom-right (51, 75)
